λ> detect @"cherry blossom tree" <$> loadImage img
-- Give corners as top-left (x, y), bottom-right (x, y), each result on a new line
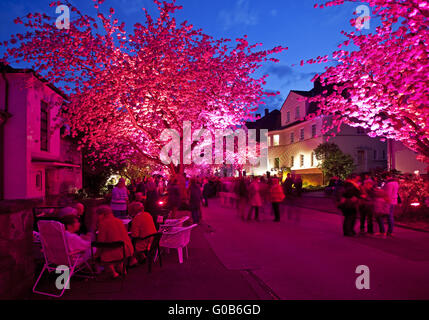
top-left (2, 0), bottom-right (286, 173)
top-left (307, 0), bottom-right (429, 162)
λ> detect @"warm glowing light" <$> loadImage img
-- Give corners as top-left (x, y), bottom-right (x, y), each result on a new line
top-left (410, 202), bottom-right (421, 207)
top-left (158, 201), bottom-right (165, 206)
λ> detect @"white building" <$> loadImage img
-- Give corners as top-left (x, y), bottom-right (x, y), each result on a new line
top-left (0, 64), bottom-right (82, 201)
top-left (268, 89), bottom-right (387, 185)
top-left (387, 140), bottom-right (428, 175)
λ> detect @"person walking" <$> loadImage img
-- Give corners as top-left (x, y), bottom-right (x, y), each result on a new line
top-left (188, 178), bottom-right (202, 224)
top-left (111, 178), bottom-right (129, 218)
top-left (383, 173), bottom-right (399, 236)
top-left (294, 175), bottom-right (303, 197)
top-left (373, 187), bottom-right (391, 237)
top-left (167, 177), bottom-right (181, 219)
top-left (247, 178), bottom-right (262, 221)
top-left (359, 175), bottom-right (375, 234)
top-left (337, 174), bottom-right (361, 236)
top-left (235, 177), bottom-right (248, 221)
top-left (270, 178), bottom-right (285, 222)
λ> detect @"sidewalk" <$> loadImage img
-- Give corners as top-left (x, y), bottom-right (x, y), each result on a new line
top-left (292, 192), bottom-right (429, 233)
top-left (29, 225), bottom-right (261, 300)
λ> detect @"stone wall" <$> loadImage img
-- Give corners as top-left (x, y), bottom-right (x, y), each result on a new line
top-left (0, 199), bottom-right (40, 299)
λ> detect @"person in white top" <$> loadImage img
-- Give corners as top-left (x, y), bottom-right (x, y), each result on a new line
top-left (111, 178), bottom-right (129, 218)
top-left (382, 174), bottom-right (400, 236)
top-left (62, 215), bottom-right (92, 262)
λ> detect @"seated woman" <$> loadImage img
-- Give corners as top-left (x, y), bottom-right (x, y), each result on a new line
top-left (95, 206), bottom-right (135, 278)
top-left (128, 202), bottom-right (157, 261)
top-left (61, 215), bottom-right (92, 262)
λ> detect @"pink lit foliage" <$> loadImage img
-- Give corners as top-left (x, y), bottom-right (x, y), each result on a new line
top-left (2, 0), bottom-right (286, 173)
top-left (307, 1), bottom-right (429, 163)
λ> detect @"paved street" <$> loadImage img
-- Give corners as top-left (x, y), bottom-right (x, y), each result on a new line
top-left (203, 197), bottom-right (429, 300)
top-left (30, 195), bottom-right (429, 300)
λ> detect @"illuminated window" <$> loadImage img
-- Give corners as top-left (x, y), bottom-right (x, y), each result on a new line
top-left (311, 152), bottom-right (315, 167)
top-left (312, 124), bottom-right (316, 138)
top-left (290, 132), bottom-right (294, 144)
top-left (273, 135), bottom-right (280, 146)
top-left (286, 111), bottom-right (290, 123)
top-left (268, 136), bottom-right (272, 147)
top-left (300, 128), bottom-right (304, 141)
top-left (291, 155), bottom-right (294, 167)
top-left (300, 154), bottom-right (304, 167)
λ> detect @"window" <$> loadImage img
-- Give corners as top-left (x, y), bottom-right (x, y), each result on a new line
top-left (291, 155), bottom-right (294, 167)
top-left (373, 150), bottom-right (377, 160)
top-left (295, 107), bottom-right (300, 120)
top-left (312, 124), bottom-right (317, 138)
top-left (286, 111), bottom-right (290, 123)
top-left (273, 135), bottom-right (280, 146)
top-left (300, 154), bottom-right (304, 167)
top-left (35, 171), bottom-right (42, 190)
top-left (300, 128), bottom-right (304, 141)
top-left (311, 152), bottom-right (315, 167)
top-left (357, 150), bottom-right (365, 166)
top-left (357, 127), bottom-right (365, 135)
top-left (40, 101), bottom-right (49, 151)
top-left (290, 132), bottom-right (294, 144)
top-left (274, 158), bottom-right (280, 169)
top-left (268, 136), bottom-right (272, 147)
top-left (382, 150), bottom-right (386, 160)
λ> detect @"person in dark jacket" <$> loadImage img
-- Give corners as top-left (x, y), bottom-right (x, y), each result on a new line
top-left (202, 179), bottom-right (210, 207)
top-left (283, 173), bottom-right (294, 196)
top-left (188, 179), bottom-right (202, 224)
top-left (144, 177), bottom-right (159, 218)
top-left (167, 178), bottom-right (181, 218)
top-left (337, 174), bottom-right (361, 236)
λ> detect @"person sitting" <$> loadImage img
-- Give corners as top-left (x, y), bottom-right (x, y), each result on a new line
top-left (61, 215), bottom-right (92, 262)
top-left (128, 202), bottom-right (157, 262)
top-left (95, 206), bottom-right (135, 278)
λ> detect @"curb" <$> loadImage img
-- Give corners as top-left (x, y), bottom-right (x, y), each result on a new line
top-left (285, 203), bottom-right (429, 234)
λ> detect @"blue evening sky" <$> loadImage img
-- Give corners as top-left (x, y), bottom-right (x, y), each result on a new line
top-left (0, 0), bottom-right (370, 113)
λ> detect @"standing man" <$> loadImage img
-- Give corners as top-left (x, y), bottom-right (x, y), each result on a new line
top-left (337, 174), bottom-right (361, 236)
top-left (383, 173), bottom-right (399, 236)
top-left (111, 178), bottom-right (129, 218)
top-left (270, 178), bottom-right (285, 222)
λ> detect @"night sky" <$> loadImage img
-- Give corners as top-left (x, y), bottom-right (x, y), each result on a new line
top-left (0, 0), bottom-right (370, 113)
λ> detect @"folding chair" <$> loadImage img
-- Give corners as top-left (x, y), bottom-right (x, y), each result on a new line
top-left (33, 220), bottom-right (93, 298)
top-left (132, 232), bottom-right (163, 273)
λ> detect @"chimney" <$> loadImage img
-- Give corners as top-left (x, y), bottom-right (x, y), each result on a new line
top-left (255, 114), bottom-right (261, 119)
top-left (265, 108), bottom-right (269, 117)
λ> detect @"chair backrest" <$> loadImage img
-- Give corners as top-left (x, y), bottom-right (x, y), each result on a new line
top-left (132, 232), bottom-right (162, 253)
top-left (37, 220), bottom-right (71, 267)
top-left (160, 224), bottom-right (197, 248)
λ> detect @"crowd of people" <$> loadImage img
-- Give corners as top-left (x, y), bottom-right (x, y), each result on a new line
top-left (33, 169), bottom-right (405, 279)
top-left (336, 172), bottom-right (400, 237)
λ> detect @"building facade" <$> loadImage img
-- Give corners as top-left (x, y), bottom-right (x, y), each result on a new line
top-left (267, 89), bottom-right (388, 185)
top-left (387, 140), bottom-right (428, 175)
top-left (0, 64), bottom-right (82, 201)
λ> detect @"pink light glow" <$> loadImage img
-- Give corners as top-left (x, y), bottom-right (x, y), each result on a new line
top-left (410, 202), bottom-right (421, 207)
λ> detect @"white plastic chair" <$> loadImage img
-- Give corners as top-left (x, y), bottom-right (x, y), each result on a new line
top-left (33, 220), bottom-right (92, 298)
top-left (160, 224), bottom-right (198, 264)
top-left (159, 216), bottom-right (189, 230)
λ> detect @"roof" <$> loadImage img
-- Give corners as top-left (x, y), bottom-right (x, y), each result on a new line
top-left (0, 63), bottom-right (69, 100)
